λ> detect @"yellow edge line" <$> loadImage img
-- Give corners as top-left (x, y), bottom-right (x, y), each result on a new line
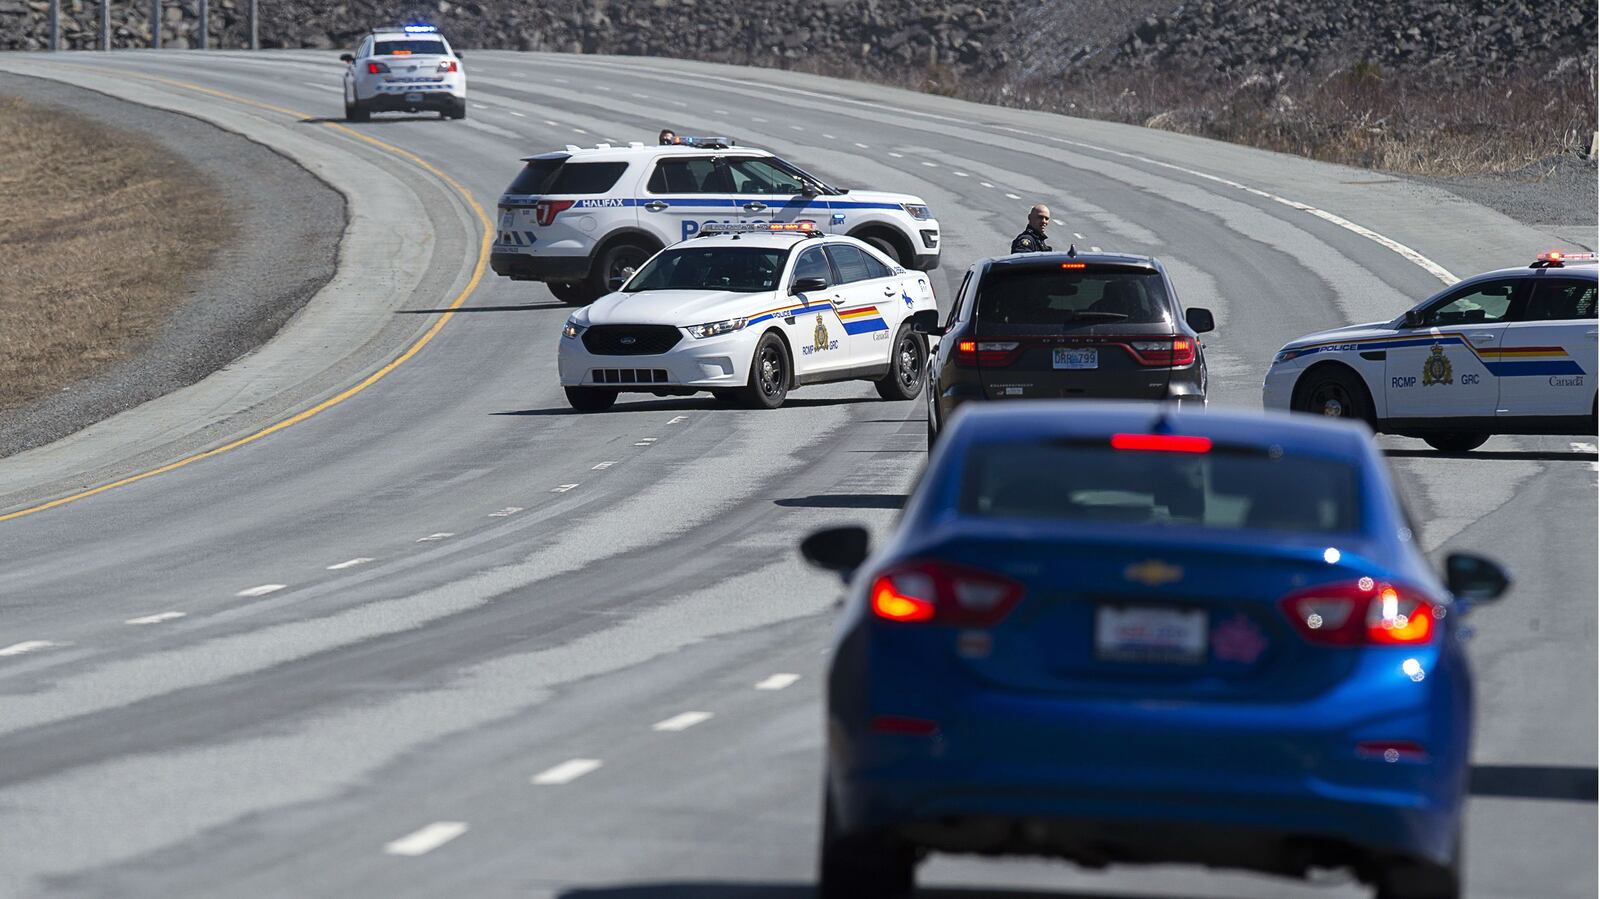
top-left (0, 68), bottom-right (493, 524)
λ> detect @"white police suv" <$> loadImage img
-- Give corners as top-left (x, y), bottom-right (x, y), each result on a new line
top-left (1264, 251), bottom-right (1598, 452)
top-left (492, 140), bottom-right (941, 305)
top-left (340, 25), bottom-right (466, 122)
top-left (558, 223), bottom-right (939, 411)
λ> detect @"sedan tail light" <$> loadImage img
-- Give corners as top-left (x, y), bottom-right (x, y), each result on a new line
top-left (952, 340), bottom-right (1021, 368)
top-left (868, 561), bottom-right (1024, 626)
top-left (1279, 581), bottom-right (1437, 646)
top-left (367, 61), bottom-right (390, 74)
top-left (438, 60), bottom-right (458, 72)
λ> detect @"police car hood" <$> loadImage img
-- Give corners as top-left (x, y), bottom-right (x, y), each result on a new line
top-left (584, 289), bottom-right (775, 326)
top-left (1280, 320), bottom-right (1398, 351)
top-left (835, 188), bottom-right (925, 208)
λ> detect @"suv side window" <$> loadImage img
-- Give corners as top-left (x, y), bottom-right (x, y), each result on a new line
top-left (1424, 279), bottom-right (1519, 326)
top-left (727, 158), bottom-right (808, 195)
top-left (647, 158), bottom-right (718, 194)
top-left (826, 245), bottom-right (873, 284)
top-left (1520, 278), bottom-right (1598, 321)
top-left (792, 247), bottom-right (832, 288)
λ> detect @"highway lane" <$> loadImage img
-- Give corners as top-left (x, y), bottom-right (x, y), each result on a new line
top-left (0, 51), bottom-right (1592, 898)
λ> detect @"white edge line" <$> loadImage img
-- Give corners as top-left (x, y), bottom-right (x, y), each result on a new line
top-left (236, 584), bottom-right (286, 598)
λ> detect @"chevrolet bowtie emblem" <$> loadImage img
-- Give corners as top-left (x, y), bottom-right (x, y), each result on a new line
top-left (1125, 559), bottom-right (1183, 586)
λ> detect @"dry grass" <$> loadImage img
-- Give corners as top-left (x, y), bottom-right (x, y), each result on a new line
top-left (0, 95), bottom-right (230, 412)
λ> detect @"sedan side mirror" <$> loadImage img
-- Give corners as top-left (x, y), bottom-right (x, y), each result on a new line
top-left (800, 526), bottom-right (870, 579)
top-left (791, 276), bottom-right (829, 295)
top-left (1184, 307), bottom-right (1215, 334)
top-left (1444, 552), bottom-right (1510, 602)
top-left (1402, 309), bottom-right (1425, 328)
top-left (909, 309), bottom-right (943, 336)
top-left (339, 53), bottom-right (355, 63)
top-left (455, 50), bottom-right (465, 60)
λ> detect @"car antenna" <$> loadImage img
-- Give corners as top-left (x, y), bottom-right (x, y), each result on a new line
top-left (1067, 244), bottom-right (1077, 257)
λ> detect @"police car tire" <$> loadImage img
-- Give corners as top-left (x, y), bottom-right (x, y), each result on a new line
top-left (1422, 433), bottom-right (1490, 453)
top-left (874, 326), bottom-right (925, 401)
top-left (739, 332), bottom-right (791, 409)
top-left (345, 98), bottom-right (369, 123)
top-left (445, 97), bottom-right (467, 120)
top-left (1293, 364), bottom-right (1374, 425)
top-left (587, 241), bottom-right (656, 300)
top-left (564, 387), bottom-right (617, 413)
top-left (548, 281), bottom-right (596, 305)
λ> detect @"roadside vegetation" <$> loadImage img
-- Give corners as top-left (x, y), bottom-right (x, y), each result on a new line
top-left (0, 96), bottom-right (229, 413)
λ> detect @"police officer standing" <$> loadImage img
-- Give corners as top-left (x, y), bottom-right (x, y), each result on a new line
top-left (1010, 204), bottom-right (1053, 253)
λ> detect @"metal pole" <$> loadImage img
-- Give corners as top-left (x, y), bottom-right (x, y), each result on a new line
top-left (151, 0), bottom-right (160, 48)
top-left (48, 0), bottom-right (59, 50)
top-left (100, 0), bottom-right (110, 50)
top-left (249, 0), bottom-right (258, 50)
top-left (198, 0), bottom-right (208, 49)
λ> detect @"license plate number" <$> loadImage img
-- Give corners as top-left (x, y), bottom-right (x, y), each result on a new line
top-left (405, 92), bottom-right (424, 103)
top-left (1095, 604), bottom-right (1206, 664)
top-left (1053, 348), bottom-right (1098, 370)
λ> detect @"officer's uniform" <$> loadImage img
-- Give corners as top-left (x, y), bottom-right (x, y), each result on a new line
top-left (1010, 226), bottom-right (1052, 253)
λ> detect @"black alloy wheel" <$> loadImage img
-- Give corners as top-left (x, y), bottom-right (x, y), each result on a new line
top-left (1294, 367), bottom-right (1372, 424)
top-left (739, 333), bottom-right (790, 409)
top-left (588, 242), bottom-right (653, 299)
top-left (874, 326), bottom-right (925, 401)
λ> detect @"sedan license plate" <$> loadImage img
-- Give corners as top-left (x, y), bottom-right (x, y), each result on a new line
top-left (405, 92), bottom-right (424, 103)
top-left (1052, 348), bottom-right (1098, 370)
top-left (1095, 604), bottom-right (1206, 664)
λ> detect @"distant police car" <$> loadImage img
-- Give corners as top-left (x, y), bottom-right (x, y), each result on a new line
top-left (1264, 251), bottom-right (1598, 452)
top-left (340, 25), bottom-right (466, 122)
top-left (558, 223), bottom-right (938, 412)
top-left (492, 140), bottom-right (941, 305)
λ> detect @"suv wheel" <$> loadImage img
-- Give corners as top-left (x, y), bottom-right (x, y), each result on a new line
top-left (548, 281), bottom-right (596, 305)
top-left (587, 241), bottom-right (655, 299)
top-left (739, 333), bottom-right (790, 409)
top-left (874, 325), bottom-right (925, 401)
top-left (564, 387), bottom-right (616, 413)
top-left (857, 233), bottom-right (909, 268)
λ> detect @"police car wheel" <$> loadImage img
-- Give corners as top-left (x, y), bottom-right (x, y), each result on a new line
top-left (858, 234), bottom-right (908, 268)
top-left (345, 98), bottom-right (369, 123)
top-left (548, 281), bottom-right (595, 305)
top-left (444, 97), bottom-right (467, 120)
top-left (874, 326), bottom-right (925, 401)
top-left (589, 242), bottom-right (655, 299)
top-left (564, 387), bottom-right (617, 413)
top-left (739, 333), bottom-right (791, 409)
top-left (1422, 433), bottom-right (1490, 453)
top-left (1294, 366), bottom-right (1372, 424)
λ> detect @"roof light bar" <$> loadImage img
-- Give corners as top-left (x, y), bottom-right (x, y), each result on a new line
top-left (1532, 250), bottom-right (1598, 268)
top-left (402, 23), bottom-right (438, 33)
top-left (697, 222), bottom-right (817, 236)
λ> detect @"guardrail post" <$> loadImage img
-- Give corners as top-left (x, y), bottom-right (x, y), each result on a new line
top-left (48, 0), bottom-right (59, 50)
top-left (198, 0), bottom-right (207, 49)
top-left (100, 0), bottom-right (110, 50)
top-left (248, 0), bottom-right (258, 50)
top-left (151, 0), bottom-right (160, 48)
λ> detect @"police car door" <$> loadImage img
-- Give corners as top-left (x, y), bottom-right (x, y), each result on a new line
top-left (642, 156), bottom-right (772, 245)
top-left (1496, 275), bottom-right (1597, 417)
top-left (786, 244), bottom-right (853, 375)
top-left (1384, 278), bottom-right (1517, 421)
top-left (823, 244), bottom-right (894, 370)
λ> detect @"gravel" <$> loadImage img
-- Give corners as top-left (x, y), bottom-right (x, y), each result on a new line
top-left (1414, 154), bottom-right (1600, 248)
top-left (0, 74), bottom-right (344, 458)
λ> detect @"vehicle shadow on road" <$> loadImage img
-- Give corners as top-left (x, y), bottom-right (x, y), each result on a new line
top-left (396, 302), bottom-right (570, 313)
top-left (298, 116), bottom-right (455, 126)
top-left (1470, 763), bottom-right (1597, 801)
top-left (558, 885), bottom-right (1202, 899)
top-left (493, 396), bottom-right (884, 416)
top-left (1383, 448), bottom-right (1598, 462)
top-left (775, 494), bottom-right (907, 509)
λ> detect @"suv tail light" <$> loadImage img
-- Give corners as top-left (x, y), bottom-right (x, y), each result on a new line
top-left (952, 340), bottom-right (1021, 368)
top-left (533, 199), bottom-right (576, 227)
top-left (1279, 581), bottom-right (1437, 646)
top-left (869, 561), bottom-right (1024, 626)
top-left (1126, 338), bottom-right (1196, 366)
top-left (367, 61), bottom-right (390, 74)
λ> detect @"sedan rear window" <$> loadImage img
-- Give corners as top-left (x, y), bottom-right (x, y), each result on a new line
top-left (960, 441), bottom-right (1361, 534)
top-left (978, 267), bottom-right (1171, 326)
top-left (374, 40), bottom-right (449, 55)
top-left (506, 161), bottom-right (629, 196)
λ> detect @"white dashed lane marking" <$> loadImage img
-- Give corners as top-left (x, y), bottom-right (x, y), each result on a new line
top-left (0, 640), bottom-right (61, 657)
top-left (327, 558), bottom-right (373, 570)
top-left (509, 111), bottom-right (525, 117)
top-left (635, 437), bottom-right (658, 446)
top-left (667, 416), bottom-right (688, 424)
top-left (471, 103), bottom-right (488, 109)
top-left (236, 584), bottom-right (286, 598)
top-left (1073, 232), bottom-right (1085, 239)
top-left (384, 822), bottom-right (468, 857)
top-left (543, 119), bottom-right (559, 127)
top-left (572, 128), bottom-right (588, 134)
top-left (713, 108), bottom-right (729, 115)
top-left (488, 507), bottom-right (523, 518)
top-left (755, 673), bottom-right (801, 690)
top-left (126, 612), bottom-right (186, 625)
top-left (1005, 193), bottom-right (1021, 200)
top-left (980, 181), bottom-right (994, 188)
top-left (552, 484), bottom-right (580, 493)
top-left (953, 171), bottom-right (970, 177)
top-left (416, 533), bottom-right (454, 543)
top-left (591, 461), bottom-right (617, 470)
top-left (920, 161), bottom-right (938, 168)
top-left (790, 125), bottom-right (804, 131)
top-left (652, 711), bottom-right (714, 732)
top-left (888, 152), bottom-right (904, 158)
top-left (532, 759), bottom-right (602, 785)
top-left (854, 142), bottom-right (869, 149)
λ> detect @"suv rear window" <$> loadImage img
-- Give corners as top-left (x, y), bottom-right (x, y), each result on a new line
top-left (506, 160), bottom-right (629, 196)
top-left (961, 441), bottom-right (1361, 534)
top-left (978, 266), bottom-right (1171, 326)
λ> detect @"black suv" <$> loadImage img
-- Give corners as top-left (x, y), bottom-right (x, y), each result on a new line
top-left (918, 251), bottom-right (1215, 447)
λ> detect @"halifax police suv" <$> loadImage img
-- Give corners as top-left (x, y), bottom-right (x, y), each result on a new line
top-left (491, 140), bottom-right (941, 305)
top-left (340, 25), bottom-right (467, 122)
top-left (1264, 251), bottom-right (1597, 452)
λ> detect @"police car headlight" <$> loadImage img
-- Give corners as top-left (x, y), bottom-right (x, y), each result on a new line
top-left (1274, 348), bottom-right (1303, 364)
top-left (902, 203), bottom-right (931, 221)
top-left (686, 318), bottom-right (746, 339)
top-left (562, 320), bottom-right (585, 339)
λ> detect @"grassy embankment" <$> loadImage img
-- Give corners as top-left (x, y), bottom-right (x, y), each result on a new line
top-left (0, 95), bottom-right (227, 412)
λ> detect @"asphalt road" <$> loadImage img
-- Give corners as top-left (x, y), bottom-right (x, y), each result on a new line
top-left (0, 51), bottom-right (1594, 899)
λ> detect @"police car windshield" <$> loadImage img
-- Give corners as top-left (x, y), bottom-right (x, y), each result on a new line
top-left (978, 267), bottom-right (1171, 327)
top-left (961, 441), bottom-right (1362, 535)
top-left (374, 40), bottom-right (448, 55)
top-left (624, 247), bottom-right (787, 294)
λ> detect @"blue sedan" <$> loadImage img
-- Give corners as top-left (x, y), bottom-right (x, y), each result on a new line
top-left (801, 402), bottom-right (1510, 899)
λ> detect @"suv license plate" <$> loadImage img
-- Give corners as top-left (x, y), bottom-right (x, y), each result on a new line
top-left (405, 92), bottom-right (424, 103)
top-left (1053, 348), bottom-right (1098, 370)
top-left (1095, 604), bottom-right (1206, 664)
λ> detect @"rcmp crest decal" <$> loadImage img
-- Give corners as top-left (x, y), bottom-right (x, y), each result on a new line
top-left (1421, 345), bottom-right (1454, 386)
top-left (814, 315), bottom-right (829, 352)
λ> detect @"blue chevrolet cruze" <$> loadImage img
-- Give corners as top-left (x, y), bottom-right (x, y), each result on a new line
top-left (802, 402), bottom-right (1510, 899)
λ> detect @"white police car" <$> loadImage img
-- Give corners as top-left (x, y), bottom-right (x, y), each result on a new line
top-left (340, 25), bottom-right (466, 122)
top-left (1264, 251), bottom-right (1598, 451)
top-left (558, 223), bottom-right (939, 411)
top-left (492, 140), bottom-right (941, 305)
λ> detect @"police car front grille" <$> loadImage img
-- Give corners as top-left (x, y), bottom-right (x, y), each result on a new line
top-left (592, 368), bottom-right (669, 385)
top-left (582, 325), bottom-right (682, 356)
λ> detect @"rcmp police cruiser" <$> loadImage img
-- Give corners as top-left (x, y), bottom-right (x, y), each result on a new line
top-left (491, 139), bottom-right (941, 305)
top-left (1264, 251), bottom-right (1598, 452)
